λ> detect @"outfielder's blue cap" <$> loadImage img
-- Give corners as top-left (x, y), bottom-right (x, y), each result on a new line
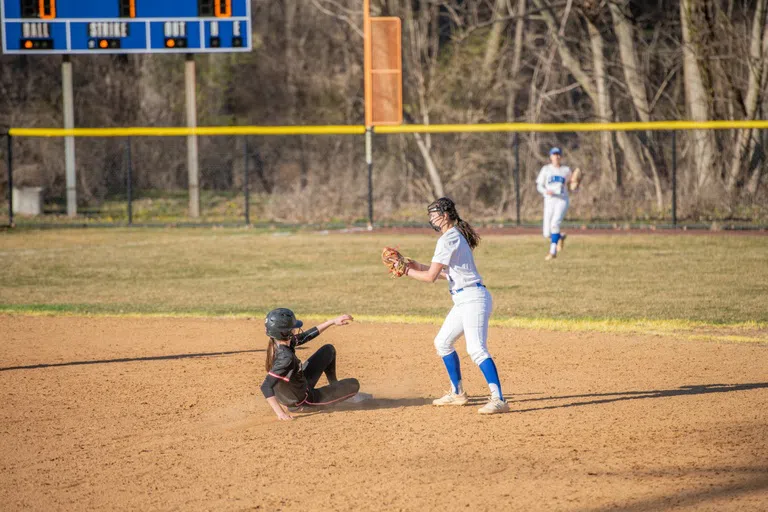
top-left (549, 147), bottom-right (562, 155)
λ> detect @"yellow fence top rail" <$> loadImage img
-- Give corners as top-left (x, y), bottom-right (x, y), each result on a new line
top-left (374, 120), bottom-right (768, 133)
top-left (7, 126), bottom-right (367, 137)
top-left (7, 120), bottom-right (768, 137)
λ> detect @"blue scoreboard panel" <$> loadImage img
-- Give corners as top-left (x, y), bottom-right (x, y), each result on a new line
top-left (1, 0), bottom-right (251, 53)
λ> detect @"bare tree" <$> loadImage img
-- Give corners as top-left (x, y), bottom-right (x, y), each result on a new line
top-left (727, 0), bottom-right (767, 195)
top-left (680, 0), bottom-right (718, 196)
top-left (609, 0), bottom-right (664, 210)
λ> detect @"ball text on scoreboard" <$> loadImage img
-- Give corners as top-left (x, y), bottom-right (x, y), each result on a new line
top-left (1, 0), bottom-right (251, 53)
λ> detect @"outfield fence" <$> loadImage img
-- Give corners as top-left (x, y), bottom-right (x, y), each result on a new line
top-left (2, 121), bottom-right (768, 229)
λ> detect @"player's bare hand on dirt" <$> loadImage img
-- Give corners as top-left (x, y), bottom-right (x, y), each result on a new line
top-left (333, 314), bottom-right (353, 326)
top-left (276, 410), bottom-right (294, 421)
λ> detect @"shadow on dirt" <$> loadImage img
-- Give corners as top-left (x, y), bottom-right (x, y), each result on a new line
top-left (580, 466), bottom-right (768, 512)
top-left (293, 397), bottom-right (433, 417)
top-left (511, 383), bottom-right (768, 412)
top-left (0, 348), bottom-right (265, 372)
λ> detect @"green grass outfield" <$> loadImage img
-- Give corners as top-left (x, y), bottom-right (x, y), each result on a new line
top-left (0, 228), bottom-right (766, 339)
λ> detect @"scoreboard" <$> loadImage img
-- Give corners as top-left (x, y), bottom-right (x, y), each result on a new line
top-left (1, 0), bottom-right (251, 54)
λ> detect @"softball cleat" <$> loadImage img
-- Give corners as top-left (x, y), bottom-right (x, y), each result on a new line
top-left (557, 234), bottom-right (567, 252)
top-left (545, 252), bottom-right (556, 261)
top-left (478, 397), bottom-right (510, 414)
top-left (432, 390), bottom-right (469, 406)
top-left (347, 392), bottom-right (373, 404)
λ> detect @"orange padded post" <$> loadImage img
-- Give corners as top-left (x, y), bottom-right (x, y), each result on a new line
top-left (369, 17), bottom-right (402, 126)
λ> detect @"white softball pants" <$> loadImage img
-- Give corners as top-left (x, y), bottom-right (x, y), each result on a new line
top-left (543, 195), bottom-right (569, 238)
top-left (434, 286), bottom-right (493, 365)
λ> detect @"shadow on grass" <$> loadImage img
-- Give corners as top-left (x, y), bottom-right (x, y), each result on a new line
top-left (0, 348), bottom-right (264, 372)
top-left (511, 383), bottom-right (768, 412)
top-left (581, 466), bottom-right (768, 512)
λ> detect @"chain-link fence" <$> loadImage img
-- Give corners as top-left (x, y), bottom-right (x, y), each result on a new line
top-left (2, 127), bottom-right (767, 228)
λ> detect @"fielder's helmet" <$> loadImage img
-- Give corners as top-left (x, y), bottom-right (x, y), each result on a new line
top-left (265, 308), bottom-right (304, 340)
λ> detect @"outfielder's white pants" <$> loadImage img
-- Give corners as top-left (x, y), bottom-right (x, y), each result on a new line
top-left (543, 195), bottom-right (569, 238)
top-left (434, 286), bottom-right (493, 365)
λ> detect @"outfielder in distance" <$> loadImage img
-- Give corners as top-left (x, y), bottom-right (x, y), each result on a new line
top-left (383, 197), bottom-right (509, 414)
top-left (260, 308), bottom-right (371, 421)
top-left (536, 147), bottom-right (582, 261)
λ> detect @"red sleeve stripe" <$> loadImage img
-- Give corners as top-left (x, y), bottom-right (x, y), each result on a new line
top-left (268, 372), bottom-right (290, 382)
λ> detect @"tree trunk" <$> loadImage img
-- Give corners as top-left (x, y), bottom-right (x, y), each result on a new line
top-left (402, 0), bottom-right (443, 198)
top-left (609, 1), bottom-right (651, 123)
top-left (609, 0), bottom-right (664, 209)
top-left (481, 0), bottom-right (508, 82)
top-left (501, 0), bottom-right (526, 215)
top-left (531, 0), bottom-right (596, 99)
top-left (726, 0), bottom-right (767, 193)
top-left (680, 0), bottom-right (718, 194)
top-left (413, 131), bottom-right (444, 198)
top-left (586, 20), bottom-right (616, 187)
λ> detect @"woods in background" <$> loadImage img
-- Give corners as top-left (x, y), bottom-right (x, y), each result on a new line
top-left (1, 0), bottom-right (767, 223)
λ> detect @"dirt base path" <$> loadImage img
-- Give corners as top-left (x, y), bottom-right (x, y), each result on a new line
top-left (1, 315), bottom-right (766, 511)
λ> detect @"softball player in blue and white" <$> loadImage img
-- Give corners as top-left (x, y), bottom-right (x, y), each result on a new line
top-left (536, 147), bottom-right (575, 260)
top-left (403, 197), bottom-right (508, 414)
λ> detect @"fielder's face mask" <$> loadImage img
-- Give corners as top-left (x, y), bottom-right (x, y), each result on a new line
top-left (427, 207), bottom-right (445, 232)
top-left (427, 198), bottom-right (457, 232)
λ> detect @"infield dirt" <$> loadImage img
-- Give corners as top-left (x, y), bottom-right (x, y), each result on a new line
top-left (1, 315), bottom-right (766, 511)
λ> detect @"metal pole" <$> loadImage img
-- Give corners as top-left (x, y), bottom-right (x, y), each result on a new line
top-left (614, 131), bottom-right (622, 190)
top-left (6, 134), bottom-right (13, 228)
top-left (366, 128), bottom-right (373, 230)
top-left (185, 54), bottom-right (200, 218)
top-left (671, 130), bottom-right (677, 227)
top-left (244, 137), bottom-right (250, 226)
top-left (125, 138), bottom-right (133, 226)
top-left (62, 55), bottom-right (77, 217)
top-left (514, 132), bottom-right (521, 226)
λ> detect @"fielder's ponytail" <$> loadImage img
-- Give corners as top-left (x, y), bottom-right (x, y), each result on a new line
top-left (456, 218), bottom-right (481, 250)
top-left (428, 197), bottom-right (481, 250)
top-left (265, 338), bottom-right (277, 371)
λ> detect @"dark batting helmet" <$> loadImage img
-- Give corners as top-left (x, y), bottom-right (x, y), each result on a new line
top-left (265, 308), bottom-right (304, 340)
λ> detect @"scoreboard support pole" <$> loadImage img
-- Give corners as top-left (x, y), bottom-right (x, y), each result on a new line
top-left (62, 56), bottom-right (77, 217)
top-left (185, 54), bottom-right (200, 218)
top-left (6, 133), bottom-right (13, 228)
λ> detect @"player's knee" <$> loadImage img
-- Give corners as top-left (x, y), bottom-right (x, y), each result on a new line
top-left (469, 348), bottom-right (491, 366)
top-left (434, 337), bottom-right (453, 357)
top-left (341, 377), bottom-right (360, 395)
top-left (319, 344), bottom-right (336, 357)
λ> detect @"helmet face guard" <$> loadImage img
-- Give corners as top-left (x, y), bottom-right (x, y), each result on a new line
top-left (265, 308), bottom-right (304, 340)
top-left (427, 197), bottom-right (456, 232)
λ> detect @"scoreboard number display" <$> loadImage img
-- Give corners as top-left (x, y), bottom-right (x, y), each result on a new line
top-left (1, 0), bottom-right (251, 53)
